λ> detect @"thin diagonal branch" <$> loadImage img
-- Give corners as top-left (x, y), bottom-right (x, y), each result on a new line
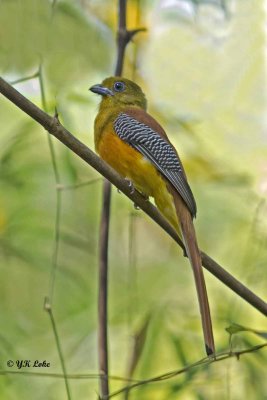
top-left (0, 77), bottom-right (266, 317)
top-left (0, 369), bottom-right (141, 382)
top-left (44, 299), bottom-right (72, 400)
top-left (38, 65), bottom-right (62, 306)
top-left (11, 71), bottom-right (39, 85)
top-left (0, 341), bottom-right (266, 385)
top-left (56, 177), bottom-right (102, 190)
top-left (38, 63), bottom-right (70, 398)
top-left (106, 342), bottom-right (267, 399)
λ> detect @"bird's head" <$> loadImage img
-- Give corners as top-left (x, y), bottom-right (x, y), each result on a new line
top-left (89, 77), bottom-right (147, 110)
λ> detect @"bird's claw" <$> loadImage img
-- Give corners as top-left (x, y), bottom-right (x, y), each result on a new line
top-left (125, 178), bottom-right (135, 195)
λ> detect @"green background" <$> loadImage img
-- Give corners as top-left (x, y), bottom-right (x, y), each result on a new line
top-left (0, 0), bottom-right (266, 399)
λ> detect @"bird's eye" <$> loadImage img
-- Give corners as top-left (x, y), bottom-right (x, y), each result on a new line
top-left (113, 81), bottom-right (125, 92)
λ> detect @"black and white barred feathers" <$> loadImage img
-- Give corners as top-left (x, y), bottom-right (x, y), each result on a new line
top-left (114, 112), bottom-right (197, 217)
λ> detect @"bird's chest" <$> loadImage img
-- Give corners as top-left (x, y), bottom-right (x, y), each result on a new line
top-left (97, 126), bottom-right (159, 196)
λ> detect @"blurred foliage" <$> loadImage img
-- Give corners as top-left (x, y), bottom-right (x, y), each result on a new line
top-left (0, 0), bottom-right (267, 399)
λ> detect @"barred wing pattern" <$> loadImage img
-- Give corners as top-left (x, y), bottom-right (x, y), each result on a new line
top-left (114, 112), bottom-right (197, 217)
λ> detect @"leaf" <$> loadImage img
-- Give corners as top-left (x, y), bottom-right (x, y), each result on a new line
top-left (169, 333), bottom-right (188, 365)
top-left (126, 314), bottom-right (151, 379)
top-left (226, 323), bottom-right (267, 340)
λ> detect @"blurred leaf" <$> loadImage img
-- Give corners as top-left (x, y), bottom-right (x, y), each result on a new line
top-left (226, 323), bottom-right (267, 340)
top-left (0, 120), bottom-right (36, 186)
top-left (170, 333), bottom-right (188, 365)
top-left (126, 314), bottom-right (151, 380)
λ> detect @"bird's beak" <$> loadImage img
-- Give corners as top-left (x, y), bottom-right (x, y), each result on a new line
top-left (89, 84), bottom-right (114, 97)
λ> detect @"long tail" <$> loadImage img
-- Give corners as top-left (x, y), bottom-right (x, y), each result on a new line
top-left (169, 187), bottom-right (215, 356)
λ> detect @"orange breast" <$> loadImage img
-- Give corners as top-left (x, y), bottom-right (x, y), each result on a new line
top-left (98, 125), bottom-right (158, 196)
top-left (97, 123), bottom-right (179, 230)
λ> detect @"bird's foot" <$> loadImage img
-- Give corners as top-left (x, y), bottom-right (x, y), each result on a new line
top-left (125, 178), bottom-right (135, 195)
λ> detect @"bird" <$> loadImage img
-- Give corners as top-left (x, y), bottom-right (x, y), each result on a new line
top-left (89, 76), bottom-right (215, 356)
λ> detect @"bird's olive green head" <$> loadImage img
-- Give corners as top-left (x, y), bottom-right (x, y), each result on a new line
top-left (89, 77), bottom-right (147, 110)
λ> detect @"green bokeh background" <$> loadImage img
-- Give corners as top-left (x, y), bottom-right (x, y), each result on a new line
top-left (0, 0), bottom-right (266, 399)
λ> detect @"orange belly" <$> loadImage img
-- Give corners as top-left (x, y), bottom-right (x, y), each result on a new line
top-left (98, 129), bottom-right (158, 195)
top-left (97, 128), bottom-right (179, 231)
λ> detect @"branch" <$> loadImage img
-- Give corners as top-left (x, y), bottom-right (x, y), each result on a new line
top-left (44, 299), bottom-right (71, 399)
top-left (98, 1), bottom-right (146, 397)
top-left (98, 177), bottom-right (111, 398)
top-left (115, 0), bottom-right (145, 75)
top-left (105, 342), bottom-right (267, 399)
top-left (0, 77), bottom-right (266, 318)
top-left (0, 342), bottom-right (266, 396)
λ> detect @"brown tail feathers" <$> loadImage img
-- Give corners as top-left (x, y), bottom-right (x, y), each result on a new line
top-left (169, 185), bottom-right (215, 356)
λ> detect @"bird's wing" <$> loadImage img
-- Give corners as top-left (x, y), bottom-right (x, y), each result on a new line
top-left (114, 110), bottom-right (197, 217)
